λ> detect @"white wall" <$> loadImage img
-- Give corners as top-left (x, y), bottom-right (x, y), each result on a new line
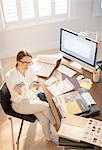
top-left (0, 0), bottom-right (102, 58)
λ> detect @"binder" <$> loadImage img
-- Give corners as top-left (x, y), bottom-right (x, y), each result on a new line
top-left (81, 104), bottom-right (100, 117)
top-left (80, 92), bottom-right (100, 117)
top-left (59, 137), bottom-right (95, 149)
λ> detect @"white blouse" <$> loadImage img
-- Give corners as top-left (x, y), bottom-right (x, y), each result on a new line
top-left (6, 65), bottom-right (39, 103)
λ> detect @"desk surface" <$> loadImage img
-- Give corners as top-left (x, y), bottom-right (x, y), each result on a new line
top-left (40, 64), bottom-right (102, 129)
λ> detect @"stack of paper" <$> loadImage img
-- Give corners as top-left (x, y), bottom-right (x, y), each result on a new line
top-left (78, 78), bottom-right (93, 90)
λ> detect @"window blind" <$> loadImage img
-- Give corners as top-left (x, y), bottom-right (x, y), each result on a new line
top-left (55, 0), bottom-right (67, 15)
top-left (20, 0), bottom-right (35, 19)
top-left (2, 0), bottom-right (18, 22)
top-left (38, 0), bottom-right (51, 17)
top-left (1, 0), bottom-right (70, 29)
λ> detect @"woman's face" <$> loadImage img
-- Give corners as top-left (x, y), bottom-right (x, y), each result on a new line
top-left (17, 56), bottom-right (33, 70)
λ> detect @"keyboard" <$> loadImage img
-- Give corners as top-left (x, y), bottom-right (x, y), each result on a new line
top-left (57, 65), bottom-right (76, 77)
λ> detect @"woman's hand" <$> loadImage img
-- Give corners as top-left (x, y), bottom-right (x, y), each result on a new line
top-left (31, 81), bottom-right (40, 90)
top-left (13, 84), bottom-right (22, 95)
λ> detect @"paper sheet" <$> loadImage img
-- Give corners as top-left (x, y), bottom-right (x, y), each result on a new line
top-left (70, 61), bottom-right (83, 70)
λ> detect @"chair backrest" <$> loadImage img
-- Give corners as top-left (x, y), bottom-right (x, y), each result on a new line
top-left (0, 82), bottom-right (12, 114)
top-left (0, 82), bottom-right (36, 122)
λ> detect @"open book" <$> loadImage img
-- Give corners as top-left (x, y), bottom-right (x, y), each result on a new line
top-left (47, 78), bottom-right (75, 97)
top-left (35, 54), bottom-right (62, 78)
top-left (54, 91), bottom-right (89, 117)
top-left (58, 115), bottom-right (102, 147)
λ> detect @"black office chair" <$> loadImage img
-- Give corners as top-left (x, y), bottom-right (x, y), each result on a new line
top-left (0, 82), bottom-right (38, 149)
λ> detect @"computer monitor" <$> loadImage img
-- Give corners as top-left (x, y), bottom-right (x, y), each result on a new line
top-left (60, 28), bottom-right (99, 72)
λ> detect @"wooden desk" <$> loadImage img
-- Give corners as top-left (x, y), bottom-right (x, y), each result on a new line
top-left (39, 66), bottom-right (102, 129)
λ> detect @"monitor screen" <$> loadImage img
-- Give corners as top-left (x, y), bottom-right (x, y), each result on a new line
top-left (60, 28), bottom-right (98, 70)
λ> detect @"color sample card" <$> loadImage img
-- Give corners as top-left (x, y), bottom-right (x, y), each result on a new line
top-left (81, 118), bottom-right (102, 147)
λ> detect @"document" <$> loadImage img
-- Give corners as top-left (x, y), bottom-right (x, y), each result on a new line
top-left (47, 78), bottom-right (75, 97)
top-left (35, 54), bottom-right (62, 78)
top-left (60, 101), bottom-right (82, 116)
top-left (70, 61), bottom-right (83, 70)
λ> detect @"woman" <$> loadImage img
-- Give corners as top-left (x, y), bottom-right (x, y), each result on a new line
top-left (6, 50), bottom-right (56, 141)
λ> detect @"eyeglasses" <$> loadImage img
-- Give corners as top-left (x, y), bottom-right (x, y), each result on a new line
top-left (19, 60), bottom-right (33, 65)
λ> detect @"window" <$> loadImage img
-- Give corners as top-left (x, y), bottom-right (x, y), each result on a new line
top-left (55, 0), bottom-right (67, 15)
top-left (0, 0), bottom-right (70, 29)
top-left (20, 0), bottom-right (35, 19)
top-left (38, 0), bottom-right (51, 17)
top-left (2, 0), bottom-right (18, 22)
